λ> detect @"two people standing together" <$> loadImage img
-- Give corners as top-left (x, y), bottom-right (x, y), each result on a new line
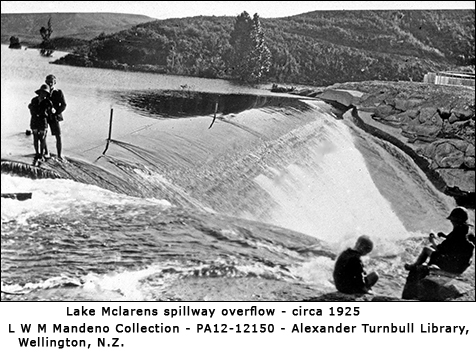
top-left (28, 74), bottom-right (67, 162)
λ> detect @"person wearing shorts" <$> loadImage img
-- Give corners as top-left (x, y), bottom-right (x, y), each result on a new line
top-left (44, 74), bottom-right (67, 160)
top-left (28, 84), bottom-right (52, 160)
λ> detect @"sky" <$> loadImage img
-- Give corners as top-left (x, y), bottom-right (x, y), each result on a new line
top-left (1, 1), bottom-right (474, 19)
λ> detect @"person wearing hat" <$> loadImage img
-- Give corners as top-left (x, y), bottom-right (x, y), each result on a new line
top-left (28, 84), bottom-right (53, 162)
top-left (333, 235), bottom-right (379, 294)
top-left (405, 207), bottom-right (475, 274)
top-left (43, 74), bottom-right (67, 161)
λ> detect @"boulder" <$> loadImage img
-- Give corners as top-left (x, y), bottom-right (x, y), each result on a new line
top-left (418, 107), bottom-right (440, 124)
top-left (437, 106), bottom-right (452, 120)
top-left (448, 113), bottom-right (460, 124)
top-left (374, 104), bottom-right (397, 118)
top-left (402, 266), bottom-right (473, 301)
top-left (395, 98), bottom-right (423, 111)
top-left (402, 123), bottom-right (441, 141)
top-left (318, 89), bottom-right (359, 108)
top-left (441, 120), bottom-right (475, 142)
top-left (434, 142), bottom-right (466, 168)
top-left (464, 144), bottom-right (475, 169)
top-left (360, 93), bottom-right (381, 107)
top-left (305, 291), bottom-right (400, 302)
top-left (438, 169), bottom-right (475, 192)
top-left (452, 107), bottom-right (473, 121)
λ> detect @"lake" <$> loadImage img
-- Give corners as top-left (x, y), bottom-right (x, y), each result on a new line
top-left (1, 44), bottom-right (456, 301)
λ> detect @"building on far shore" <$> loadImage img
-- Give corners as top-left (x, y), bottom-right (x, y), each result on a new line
top-left (424, 71), bottom-right (475, 87)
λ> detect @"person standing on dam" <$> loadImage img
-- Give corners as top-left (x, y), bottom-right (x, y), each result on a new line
top-left (28, 84), bottom-right (52, 163)
top-left (43, 74), bottom-right (67, 161)
top-left (333, 235), bottom-right (379, 294)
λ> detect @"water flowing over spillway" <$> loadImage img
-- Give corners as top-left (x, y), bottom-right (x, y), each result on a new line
top-left (1, 96), bottom-right (456, 301)
top-left (0, 45), bottom-right (458, 300)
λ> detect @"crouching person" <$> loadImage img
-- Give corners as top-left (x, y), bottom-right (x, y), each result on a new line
top-left (402, 207), bottom-right (475, 300)
top-left (333, 235), bottom-right (379, 295)
top-left (405, 207), bottom-right (475, 275)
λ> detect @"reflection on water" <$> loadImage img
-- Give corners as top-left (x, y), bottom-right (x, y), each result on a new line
top-left (0, 44), bottom-right (280, 156)
top-left (118, 90), bottom-right (310, 118)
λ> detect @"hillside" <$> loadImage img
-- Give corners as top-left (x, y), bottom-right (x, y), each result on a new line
top-left (46, 9), bottom-right (475, 86)
top-left (2, 10), bottom-right (474, 86)
top-left (265, 10), bottom-right (474, 85)
top-left (0, 12), bottom-right (155, 46)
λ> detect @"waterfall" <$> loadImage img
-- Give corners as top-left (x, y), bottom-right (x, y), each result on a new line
top-left (250, 113), bottom-right (410, 248)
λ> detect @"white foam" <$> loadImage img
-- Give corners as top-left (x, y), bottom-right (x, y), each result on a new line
top-left (289, 257), bottom-right (336, 288)
top-left (254, 115), bottom-right (409, 245)
top-left (1, 174), bottom-right (171, 223)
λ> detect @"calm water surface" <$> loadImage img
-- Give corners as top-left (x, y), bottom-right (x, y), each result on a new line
top-left (1, 44), bottom-right (276, 157)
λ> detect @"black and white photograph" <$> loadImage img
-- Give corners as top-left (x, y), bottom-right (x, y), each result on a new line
top-left (1, 1), bottom-right (474, 305)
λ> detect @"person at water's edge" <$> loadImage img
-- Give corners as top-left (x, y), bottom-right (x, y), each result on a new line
top-left (405, 207), bottom-right (475, 274)
top-left (43, 74), bottom-right (67, 161)
top-left (333, 235), bottom-right (379, 294)
top-left (28, 84), bottom-right (52, 161)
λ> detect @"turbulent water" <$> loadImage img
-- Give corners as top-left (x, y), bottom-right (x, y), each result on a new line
top-left (1, 45), bottom-right (458, 301)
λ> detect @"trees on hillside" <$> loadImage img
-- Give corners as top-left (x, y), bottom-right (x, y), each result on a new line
top-left (39, 17), bottom-right (55, 57)
top-left (54, 10), bottom-right (472, 86)
top-left (228, 12), bottom-right (271, 83)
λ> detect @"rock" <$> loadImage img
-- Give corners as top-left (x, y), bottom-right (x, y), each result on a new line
top-left (433, 141), bottom-right (466, 168)
top-left (464, 156), bottom-right (475, 169)
top-left (420, 107), bottom-right (440, 123)
top-left (305, 291), bottom-right (400, 302)
top-left (315, 81), bottom-right (475, 205)
top-left (441, 120), bottom-right (474, 140)
top-left (318, 89), bottom-right (359, 108)
top-left (360, 93), bottom-right (380, 107)
top-left (400, 107), bottom-right (444, 141)
top-left (402, 266), bottom-right (473, 301)
top-left (422, 140), bottom-right (469, 169)
top-left (465, 144), bottom-right (475, 169)
top-left (296, 88), bottom-right (314, 96)
top-left (419, 276), bottom-right (473, 301)
top-left (403, 123), bottom-right (441, 141)
top-left (395, 98), bottom-right (423, 111)
top-left (377, 113), bottom-right (406, 126)
top-left (1, 192), bottom-right (32, 201)
top-left (406, 109), bottom-right (420, 120)
top-left (465, 143), bottom-right (475, 156)
top-left (452, 107), bottom-right (473, 121)
top-left (271, 84), bottom-right (296, 93)
top-left (374, 104), bottom-right (396, 118)
top-left (438, 169), bottom-right (475, 192)
top-left (448, 113), bottom-right (460, 124)
top-left (437, 106), bottom-right (452, 120)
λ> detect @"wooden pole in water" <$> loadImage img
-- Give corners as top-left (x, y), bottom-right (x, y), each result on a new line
top-left (102, 108), bottom-right (114, 155)
top-left (208, 101), bottom-right (219, 129)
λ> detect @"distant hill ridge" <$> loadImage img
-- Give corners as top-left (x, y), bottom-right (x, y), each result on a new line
top-left (1, 12), bottom-right (155, 44)
top-left (2, 10), bottom-right (474, 86)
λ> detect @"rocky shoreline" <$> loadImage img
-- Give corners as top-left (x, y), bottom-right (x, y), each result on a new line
top-left (287, 81), bottom-right (475, 208)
